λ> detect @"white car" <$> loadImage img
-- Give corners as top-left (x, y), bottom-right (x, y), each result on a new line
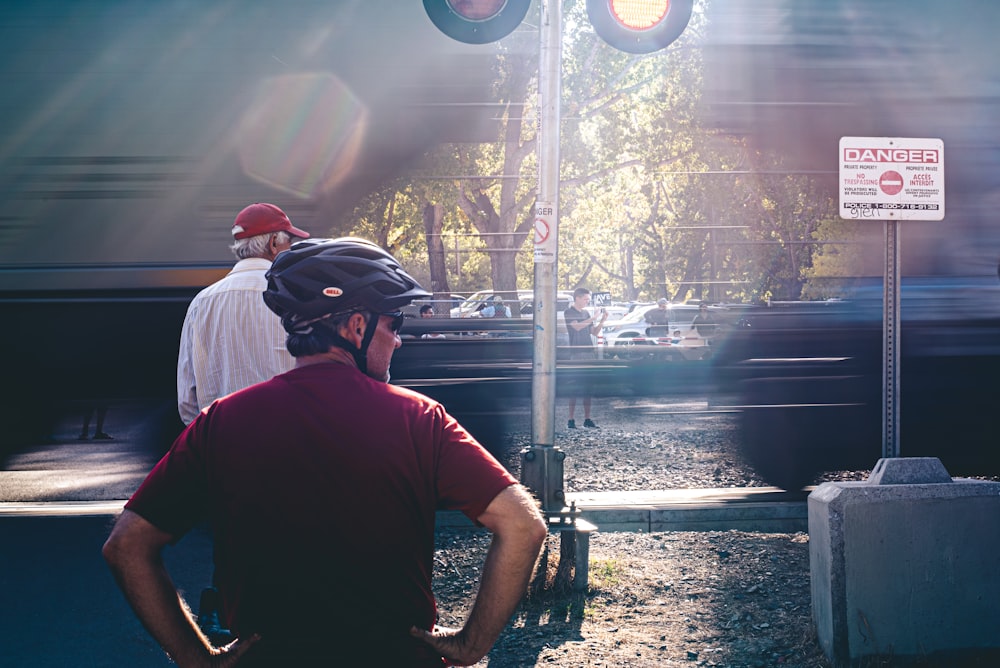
top-left (600, 303), bottom-right (715, 360)
top-left (451, 289), bottom-right (574, 318)
top-left (402, 294), bottom-right (466, 319)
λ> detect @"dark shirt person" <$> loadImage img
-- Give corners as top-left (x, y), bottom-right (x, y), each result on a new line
top-left (564, 287), bottom-right (607, 429)
top-left (692, 303), bottom-right (717, 340)
top-left (103, 238), bottom-right (547, 667)
top-left (419, 303), bottom-right (445, 339)
top-left (644, 298), bottom-right (670, 337)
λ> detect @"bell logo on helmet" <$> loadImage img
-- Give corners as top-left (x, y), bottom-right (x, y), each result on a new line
top-left (322, 287), bottom-right (344, 298)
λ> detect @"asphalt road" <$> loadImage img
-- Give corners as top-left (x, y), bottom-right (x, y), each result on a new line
top-left (0, 400), bottom-right (179, 503)
top-left (0, 400), bottom-right (204, 666)
top-left (0, 513), bottom-right (213, 667)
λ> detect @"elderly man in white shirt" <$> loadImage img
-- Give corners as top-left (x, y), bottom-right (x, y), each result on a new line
top-left (177, 203), bottom-right (310, 425)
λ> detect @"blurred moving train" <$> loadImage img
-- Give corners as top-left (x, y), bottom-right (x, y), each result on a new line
top-left (2, 1), bottom-right (1000, 487)
top-left (710, 285), bottom-right (1000, 489)
top-left (0, 1), bottom-right (509, 450)
top-left (701, 0), bottom-right (1000, 487)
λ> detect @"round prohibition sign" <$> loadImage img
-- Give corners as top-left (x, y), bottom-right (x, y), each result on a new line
top-left (534, 217), bottom-right (550, 245)
top-left (879, 170), bottom-right (904, 196)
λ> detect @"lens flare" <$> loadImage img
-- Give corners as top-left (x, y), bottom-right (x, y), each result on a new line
top-left (238, 73), bottom-right (368, 199)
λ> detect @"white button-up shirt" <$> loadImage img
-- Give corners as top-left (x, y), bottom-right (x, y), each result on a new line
top-left (177, 257), bottom-right (293, 424)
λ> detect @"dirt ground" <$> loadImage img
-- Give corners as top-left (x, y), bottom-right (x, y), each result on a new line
top-left (431, 397), bottom-right (833, 667)
top-left (430, 396), bottom-right (998, 667)
top-left (434, 528), bottom-right (826, 668)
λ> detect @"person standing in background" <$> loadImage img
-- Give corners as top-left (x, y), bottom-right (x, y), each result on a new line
top-left (419, 304), bottom-right (446, 339)
top-left (480, 295), bottom-right (511, 318)
top-left (175, 203), bottom-right (309, 643)
top-left (78, 404), bottom-right (111, 440)
top-left (644, 298), bottom-right (670, 337)
top-left (692, 302), bottom-right (718, 341)
top-left (564, 287), bottom-right (607, 429)
top-left (177, 203), bottom-right (310, 425)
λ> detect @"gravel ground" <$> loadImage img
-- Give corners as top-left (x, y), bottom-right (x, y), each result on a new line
top-left (430, 396), bottom-right (852, 668)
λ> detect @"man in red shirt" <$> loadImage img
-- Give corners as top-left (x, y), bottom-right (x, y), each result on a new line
top-left (103, 238), bottom-right (546, 667)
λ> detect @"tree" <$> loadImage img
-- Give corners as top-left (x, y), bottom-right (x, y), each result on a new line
top-left (344, 0), bottom-right (843, 307)
top-left (422, 201), bottom-right (451, 300)
top-left (801, 217), bottom-right (880, 299)
top-left (451, 46), bottom-right (538, 300)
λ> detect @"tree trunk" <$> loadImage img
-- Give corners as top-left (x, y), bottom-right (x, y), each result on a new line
top-left (621, 242), bottom-right (636, 301)
top-left (490, 247), bottom-right (520, 312)
top-left (453, 51), bottom-right (534, 313)
top-left (422, 202), bottom-right (451, 312)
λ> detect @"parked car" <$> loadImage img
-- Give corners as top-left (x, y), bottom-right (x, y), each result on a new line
top-left (595, 301), bottom-right (632, 322)
top-left (451, 290), bottom-right (516, 318)
top-left (451, 289), bottom-right (574, 318)
top-left (402, 294), bottom-right (466, 319)
top-left (600, 303), bottom-right (730, 359)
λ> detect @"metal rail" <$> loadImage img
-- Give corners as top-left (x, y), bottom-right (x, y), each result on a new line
top-left (437, 487), bottom-right (810, 534)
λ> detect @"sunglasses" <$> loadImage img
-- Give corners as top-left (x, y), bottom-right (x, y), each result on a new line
top-left (379, 311), bottom-right (405, 334)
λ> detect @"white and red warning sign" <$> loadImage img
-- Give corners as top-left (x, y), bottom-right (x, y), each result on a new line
top-left (533, 201), bottom-right (557, 264)
top-left (839, 137), bottom-right (944, 221)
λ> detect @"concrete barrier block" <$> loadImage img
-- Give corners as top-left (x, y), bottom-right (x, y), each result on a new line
top-left (809, 458), bottom-right (1000, 667)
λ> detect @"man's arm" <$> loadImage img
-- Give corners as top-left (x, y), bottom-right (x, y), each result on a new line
top-left (591, 309), bottom-right (608, 334)
top-left (411, 484), bottom-right (546, 665)
top-left (102, 510), bottom-right (258, 668)
top-left (568, 310), bottom-right (602, 332)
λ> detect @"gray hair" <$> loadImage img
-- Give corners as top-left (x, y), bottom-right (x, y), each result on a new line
top-left (285, 310), bottom-right (364, 357)
top-left (230, 231), bottom-right (291, 260)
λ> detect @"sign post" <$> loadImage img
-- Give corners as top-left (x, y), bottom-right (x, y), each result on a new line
top-left (839, 137), bottom-right (945, 458)
top-left (522, 0), bottom-right (564, 513)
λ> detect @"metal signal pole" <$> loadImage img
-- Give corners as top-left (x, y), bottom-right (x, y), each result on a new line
top-left (521, 0), bottom-right (565, 513)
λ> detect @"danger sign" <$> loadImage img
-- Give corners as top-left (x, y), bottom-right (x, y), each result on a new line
top-left (839, 137), bottom-right (944, 221)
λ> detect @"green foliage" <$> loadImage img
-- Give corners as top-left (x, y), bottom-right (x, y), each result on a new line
top-left (801, 217), bottom-right (880, 299)
top-left (344, 0), bottom-right (843, 305)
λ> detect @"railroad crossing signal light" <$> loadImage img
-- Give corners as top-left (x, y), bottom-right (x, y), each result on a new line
top-left (425, 0), bottom-right (691, 52)
top-left (423, 0), bottom-right (532, 45)
top-left (587, 0), bottom-right (693, 54)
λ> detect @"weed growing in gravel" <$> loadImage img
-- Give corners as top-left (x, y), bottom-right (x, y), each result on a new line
top-left (589, 558), bottom-right (623, 587)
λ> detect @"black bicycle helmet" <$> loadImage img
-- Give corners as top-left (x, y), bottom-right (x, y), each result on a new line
top-left (264, 237), bottom-right (430, 373)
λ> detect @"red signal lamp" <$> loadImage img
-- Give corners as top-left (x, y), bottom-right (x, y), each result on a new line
top-left (423, 0), bottom-right (532, 45)
top-left (587, 0), bottom-right (693, 54)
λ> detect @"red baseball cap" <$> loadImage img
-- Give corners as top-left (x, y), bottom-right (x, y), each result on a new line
top-left (231, 203), bottom-right (310, 240)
